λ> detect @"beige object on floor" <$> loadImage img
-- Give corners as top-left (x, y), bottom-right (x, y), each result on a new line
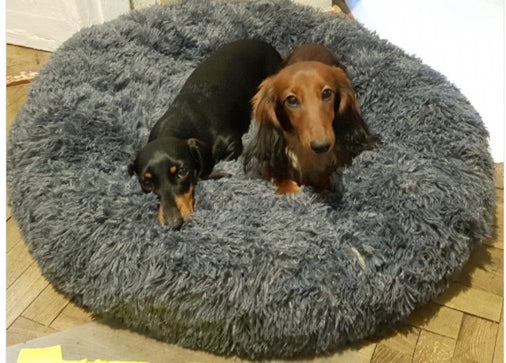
top-left (7, 322), bottom-right (230, 363)
top-left (16, 344), bottom-right (148, 363)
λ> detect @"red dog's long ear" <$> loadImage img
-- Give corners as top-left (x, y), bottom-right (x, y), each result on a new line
top-left (252, 77), bottom-right (293, 131)
top-left (244, 76), bottom-right (289, 178)
top-left (331, 67), bottom-right (360, 119)
top-left (332, 67), bottom-right (379, 155)
top-left (252, 77), bottom-right (280, 127)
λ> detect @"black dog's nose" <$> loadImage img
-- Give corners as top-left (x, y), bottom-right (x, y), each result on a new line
top-left (310, 140), bottom-right (332, 154)
top-left (167, 214), bottom-right (184, 229)
top-left (158, 204), bottom-right (184, 229)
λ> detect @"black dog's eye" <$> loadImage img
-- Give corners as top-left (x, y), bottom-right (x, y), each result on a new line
top-left (322, 88), bottom-right (334, 101)
top-left (141, 179), bottom-right (152, 191)
top-left (285, 95), bottom-right (300, 108)
top-left (177, 167), bottom-right (189, 179)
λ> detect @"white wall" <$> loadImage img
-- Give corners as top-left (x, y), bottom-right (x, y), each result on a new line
top-left (131, 0), bottom-right (176, 10)
top-left (292, 0), bottom-right (332, 11)
top-left (131, 0), bottom-right (158, 10)
top-left (6, 0), bottom-right (130, 51)
top-left (348, 0), bottom-right (504, 162)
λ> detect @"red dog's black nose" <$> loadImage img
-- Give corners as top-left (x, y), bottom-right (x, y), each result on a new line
top-left (310, 140), bottom-right (332, 154)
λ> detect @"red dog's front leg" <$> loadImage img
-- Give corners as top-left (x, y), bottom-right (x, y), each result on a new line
top-left (274, 179), bottom-right (301, 194)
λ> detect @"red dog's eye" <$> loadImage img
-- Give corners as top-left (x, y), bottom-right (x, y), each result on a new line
top-left (285, 95), bottom-right (300, 107)
top-left (321, 89), bottom-right (334, 101)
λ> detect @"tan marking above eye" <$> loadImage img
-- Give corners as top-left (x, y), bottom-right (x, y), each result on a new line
top-left (144, 172), bottom-right (152, 179)
top-left (170, 165), bottom-right (177, 174)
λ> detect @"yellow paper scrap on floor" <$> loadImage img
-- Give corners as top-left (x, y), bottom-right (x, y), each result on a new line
top-left (17, 345), bottom-right (149, 363)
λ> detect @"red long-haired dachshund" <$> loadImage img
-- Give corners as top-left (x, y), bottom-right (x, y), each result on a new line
top-left (244, 44), bottom-right (379, 194)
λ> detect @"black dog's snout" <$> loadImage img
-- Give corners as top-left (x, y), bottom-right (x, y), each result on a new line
top-left (310, 139), bottom-right (332, 154)
top-left (158, 202), bottom-right (184, 229)
top-left (167, 214), bottom-right (184, 229)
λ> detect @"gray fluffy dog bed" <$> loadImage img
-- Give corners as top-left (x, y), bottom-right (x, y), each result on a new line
top-left (7, 0), bottom-right (495, 358)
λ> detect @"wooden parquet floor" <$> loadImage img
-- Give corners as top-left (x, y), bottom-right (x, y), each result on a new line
top-left (5, 43), bottom-right (504, 362)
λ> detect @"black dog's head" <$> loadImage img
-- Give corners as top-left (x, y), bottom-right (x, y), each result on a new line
top-left (130, 137), bottom-right (214, 228)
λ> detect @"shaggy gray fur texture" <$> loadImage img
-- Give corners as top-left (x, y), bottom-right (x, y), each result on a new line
top-left (7, 0), bottom-right (495, 359)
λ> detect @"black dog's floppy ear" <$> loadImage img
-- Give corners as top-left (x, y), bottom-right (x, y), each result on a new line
top-left (187, 138), bottom-right (215, 179)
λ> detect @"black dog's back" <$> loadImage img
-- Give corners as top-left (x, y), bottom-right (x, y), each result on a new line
top-left (133, 39), bottom-right (282, 227)
top-left (150, 39), bottom-right (282, 160)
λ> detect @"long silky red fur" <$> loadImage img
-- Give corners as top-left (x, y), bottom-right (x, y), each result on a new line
top-left (243, 44), bottom-right (379, 193)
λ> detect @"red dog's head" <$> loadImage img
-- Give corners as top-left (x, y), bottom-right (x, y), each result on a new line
top-left (244, 54), bottom-right (378, 192)
top-left (252, 61), bottom-right (366, 155)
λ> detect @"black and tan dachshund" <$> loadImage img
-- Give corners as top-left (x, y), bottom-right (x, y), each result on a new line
top-left (130, 39), bottom-right (282, 228)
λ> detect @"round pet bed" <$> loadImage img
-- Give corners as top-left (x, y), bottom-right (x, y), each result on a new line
top-left (7, 0), bottom-right (495, 358)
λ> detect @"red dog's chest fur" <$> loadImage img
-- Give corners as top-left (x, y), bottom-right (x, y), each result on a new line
top-left (285, 135), bottom-right (343, 191)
